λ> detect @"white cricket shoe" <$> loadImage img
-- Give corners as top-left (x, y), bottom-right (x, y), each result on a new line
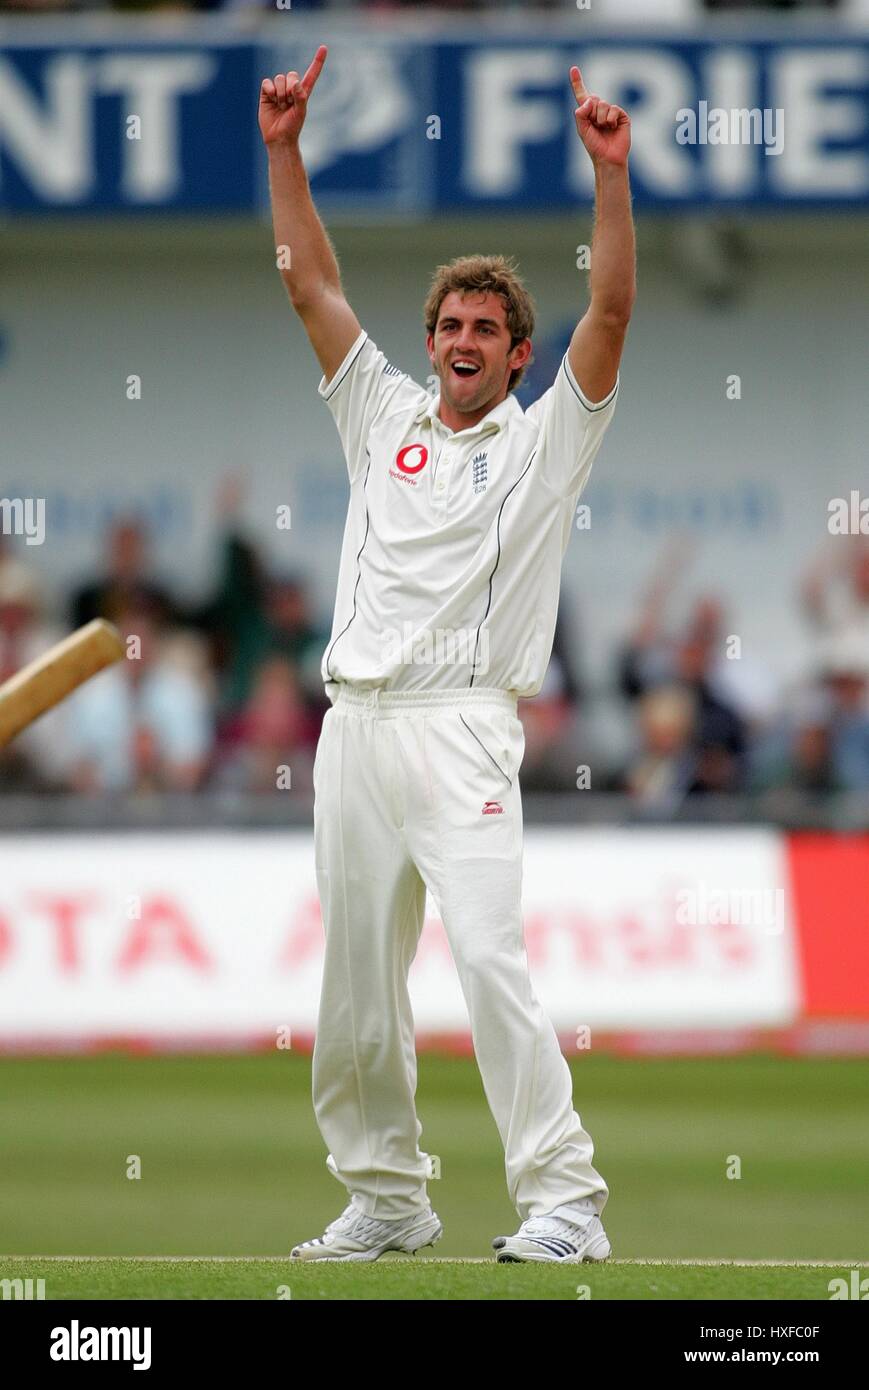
top-left (291, 1202), bottom-right (443, 1263)
top-left (492, 1206), bottom-right (612, 1263)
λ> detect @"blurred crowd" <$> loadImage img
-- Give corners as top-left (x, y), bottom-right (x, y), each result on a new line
top-left (604, 537), bottom-right (869, 809)
top-left (1, 504), bottom-right (867, 805)
top-left (517, 535), bottom-right (869, 807)
top-left (0, 0), bottom-right (836, 11)
top-left (0, 486), bottom-right (327, 797)
top-left (1, 0), bottom-right (596, 12)
top-left (0, 0), bottom-right (837, 10)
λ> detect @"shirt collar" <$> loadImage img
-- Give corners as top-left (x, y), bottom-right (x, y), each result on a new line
top-left (413, 390), bottom-right (524, 437)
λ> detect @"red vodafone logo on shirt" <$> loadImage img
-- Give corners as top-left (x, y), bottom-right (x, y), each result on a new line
top-left (395, 444), bottom-right (429, 475)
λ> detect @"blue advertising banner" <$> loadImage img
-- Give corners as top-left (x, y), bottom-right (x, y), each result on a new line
top-left (0, 26), bottom-right (866, 214)
top-left (0, 39), bottom-right (258, 211)
top-left (428, 37), bottom-right (869, 210)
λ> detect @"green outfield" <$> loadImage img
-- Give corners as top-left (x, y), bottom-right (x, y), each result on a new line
top-left (0, 1256), bottom-right (862, 1301)
top-left (0, 1053), bottom-right (866, 1299)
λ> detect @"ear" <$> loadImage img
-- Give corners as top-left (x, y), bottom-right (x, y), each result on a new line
top-left (509, 338), bottom-right (533, 370)
top-left (425, 331), bottom-right (436, 365)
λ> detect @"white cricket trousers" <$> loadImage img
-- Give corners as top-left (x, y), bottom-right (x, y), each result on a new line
top-left (311, 684), bottom-right (608, 1222)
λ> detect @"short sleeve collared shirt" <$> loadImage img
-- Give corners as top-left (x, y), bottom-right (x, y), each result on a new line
top-left (318, 329), bottom-right (618, 697)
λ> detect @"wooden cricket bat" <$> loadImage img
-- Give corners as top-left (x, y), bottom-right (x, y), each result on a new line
top-left (0, 618), bottom-right (125, 749)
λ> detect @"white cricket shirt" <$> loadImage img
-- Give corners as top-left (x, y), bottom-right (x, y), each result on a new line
top-left (318, 329), bottom-right (618, 698)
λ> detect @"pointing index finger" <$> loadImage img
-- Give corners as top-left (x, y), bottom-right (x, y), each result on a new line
top-left (570, 64), bottom-right (589, 104)
top-left (301, 44), bottom-right (328, 97)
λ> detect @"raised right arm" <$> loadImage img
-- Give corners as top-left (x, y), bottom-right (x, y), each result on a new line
top-left (259, 46), bottom-right (362, 383)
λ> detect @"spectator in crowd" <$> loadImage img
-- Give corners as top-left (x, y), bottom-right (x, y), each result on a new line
top-left (216, 654), bottom-right (319, 793)
top-left (801, 536), bottom-right (869, 648)
top-left (197, 477), bottom-right (328, 720)
top-left (671, 630), bottom-right (746, 792)
top-left (517, 654), bottom-right (576, 792)
top-left (749, 538), bottom-right (869, 800)
top-left (788, 717), bottom-right (838, 795)
top-left (0, 0), bottom-right (78, 10)
top-left (624, 684), bottom-right (696, 808)
top-left (516, 595), bottom-right (585, 791)
top-left (70, 517), bottom-right (179, 633)
top-left (0, 558), bottom-right (75, 790)
top-left (261, 574), bottom-right (328, 702)
top-left (0, 558), bottom-right (41, 690)
top-left (749, 634), bottom-right (869, 801)
top-left (203, 556), bottom-right (328, 790)
top-left (619, 541), bottom-right (748, 795)
top-left (66, 608), bottom-right (213, 794)
top-left (820, 630), bottom-right (869, 792)
top-left (362, 0), bottom-right (567, 9)
top-left (750, 688), bottom-right (843, 800)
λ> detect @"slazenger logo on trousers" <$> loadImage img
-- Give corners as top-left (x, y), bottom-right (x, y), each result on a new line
top-left (50, 1320), bottom-right (151, 1370)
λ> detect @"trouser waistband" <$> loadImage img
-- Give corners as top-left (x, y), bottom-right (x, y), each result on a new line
top-left (332, 685), bottom-right (518, 718)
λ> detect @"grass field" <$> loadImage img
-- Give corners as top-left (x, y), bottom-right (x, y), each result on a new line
top-left (0, 1052), bottom-right (866, 1299)
top-left (0, 1256), bottom-right (863, 1300)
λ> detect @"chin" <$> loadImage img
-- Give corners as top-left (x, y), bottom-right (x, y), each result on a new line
top-left (445, 384), bottom-right (488, 413)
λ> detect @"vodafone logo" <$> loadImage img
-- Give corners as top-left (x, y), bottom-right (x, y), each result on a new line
top-left (396, 444), bottom-right (428, 475)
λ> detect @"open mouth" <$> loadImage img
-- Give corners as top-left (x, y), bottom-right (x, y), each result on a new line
top-left (451, 359), bottom-right (481, 380)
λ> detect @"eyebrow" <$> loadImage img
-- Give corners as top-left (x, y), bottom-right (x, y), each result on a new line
top-left (438, 316), bottom-right (502, 329)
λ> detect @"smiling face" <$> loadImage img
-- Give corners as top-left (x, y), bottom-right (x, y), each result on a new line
top-left (426, 290), bottom-right (531, 420)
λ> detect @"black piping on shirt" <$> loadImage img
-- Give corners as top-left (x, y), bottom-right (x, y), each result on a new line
top-left (324, 449), bottom-right (372, 681)
top-left (322, 334), bottom-right (368, 401)
top-left (468, 446), bottom-right (538, 688)
top-left (560, 357), bottom-right (619, 412)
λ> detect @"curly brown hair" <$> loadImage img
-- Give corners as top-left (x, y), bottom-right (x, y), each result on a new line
top-left (423, 254), bottom-right (536, 392)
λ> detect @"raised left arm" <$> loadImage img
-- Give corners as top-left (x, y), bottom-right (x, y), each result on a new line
top-left (567, 65), bottom-right (636, 405)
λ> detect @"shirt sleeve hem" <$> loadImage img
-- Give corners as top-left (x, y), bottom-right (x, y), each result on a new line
top-left (318, 330), bottom-right (369, 400)
top-left (561, 354), bottom-right (620, 412)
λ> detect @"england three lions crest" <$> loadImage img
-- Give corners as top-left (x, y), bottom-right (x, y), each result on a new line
top-left (472, 451), bottom-right (488, 494)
